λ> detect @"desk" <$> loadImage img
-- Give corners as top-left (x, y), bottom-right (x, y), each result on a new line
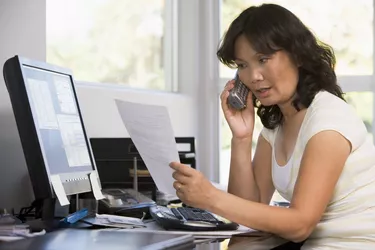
top-left (0, 229), bottom-right (195, 250)
top-left (0, 228), bottom-right (302, 250)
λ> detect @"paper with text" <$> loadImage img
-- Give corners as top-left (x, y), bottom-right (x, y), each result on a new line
top-left (50, 175), bottom-right (70, 206)
top-left (115, 100), bottom-right (179, 195)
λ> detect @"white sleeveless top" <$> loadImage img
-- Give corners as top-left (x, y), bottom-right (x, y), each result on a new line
top-left (272, 135), bottom-right (293, 192)
top-left (261, 91), bottom-right (375, 249)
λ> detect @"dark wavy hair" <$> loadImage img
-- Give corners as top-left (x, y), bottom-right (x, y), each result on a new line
top-left (217, 4), bottom-right (344, 129)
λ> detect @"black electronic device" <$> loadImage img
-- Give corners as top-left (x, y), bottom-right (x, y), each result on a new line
top-left (90, 137), bottom-right (196, 208)
top-left (150, 205), bottom-right (239, 231)
top-left (2, 56), bottom-right (101, 222)
top-left (99, 188), bottom-right (156, 217)
top-left (90, 137), bottom-right (196, 191)
top-left (227, 71), bottom-right (250, 110)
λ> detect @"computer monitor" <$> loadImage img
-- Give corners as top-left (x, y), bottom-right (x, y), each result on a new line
top-left (3, 55), bottom-right (99, 220)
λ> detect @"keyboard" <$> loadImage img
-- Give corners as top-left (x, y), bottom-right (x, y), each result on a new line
top-left (149, 205), bottom-right (238, 231)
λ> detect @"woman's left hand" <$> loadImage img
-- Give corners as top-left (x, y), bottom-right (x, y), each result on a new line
top-left (170, 161), bottom-right (218, 210)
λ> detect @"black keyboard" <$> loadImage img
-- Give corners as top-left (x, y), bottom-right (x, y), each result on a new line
top-left (150, 205), bottom-right (238, 231)
top-left (171, 207), bottom-right (219, 223)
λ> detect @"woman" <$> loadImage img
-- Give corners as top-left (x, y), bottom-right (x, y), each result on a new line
top-left (170, 3), bottom-right (375, 249)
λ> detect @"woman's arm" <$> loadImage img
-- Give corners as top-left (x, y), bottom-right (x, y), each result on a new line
top-left (208, 130), bottom-right (351, 242)
top-left (253, 134), bottom-right (275, 204)
top-left (227, 137), bottom-right (256, 200)
top-left (228, 134), bottom-right (274, 204)
top-left (228, 134), bottom-right (275, 204)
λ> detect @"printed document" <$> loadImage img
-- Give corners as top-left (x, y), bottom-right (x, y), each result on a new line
top-left (115, 100), bottom-right (179, 195)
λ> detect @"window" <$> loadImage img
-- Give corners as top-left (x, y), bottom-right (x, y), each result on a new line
top-left (221, 0), bottom-right (373, 78)
top-left (47, 0), bottom-right (172, 90)
top-left (345, 92), bottom-right (374, 142)
top-left (219, 1), bottom-right (375, 188)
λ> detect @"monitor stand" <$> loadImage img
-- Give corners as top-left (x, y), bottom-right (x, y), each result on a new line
top-left (25, 198), bottom-right (71, 232)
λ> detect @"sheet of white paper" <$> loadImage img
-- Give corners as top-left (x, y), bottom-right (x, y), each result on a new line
top-left (50, 175), bottom-right (70, 206)
top-left (89, 172), bottom-right (105, 200)
top-left (112, 221), bottom-right (256, 237)
top-left (115, 100), bottom-right (179, 195)
top-left (96, 214), bottom-right (145, 226)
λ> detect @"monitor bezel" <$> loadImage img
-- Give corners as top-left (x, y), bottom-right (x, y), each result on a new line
top-left (3, 55), bottom-right (99, 201)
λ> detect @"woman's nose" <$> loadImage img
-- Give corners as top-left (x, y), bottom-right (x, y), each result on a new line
top-left (241, 68), bottom-right (263, 85)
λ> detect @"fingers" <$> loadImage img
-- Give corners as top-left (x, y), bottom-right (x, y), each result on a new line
top-left (174, 183), bottom-right (184, 200)
top-left (173, 181), bottom-right (184, 200)
top-left (220, 80), bottom-right (235, 111)
top-left (220, 80), bottom-right (234, 100)
top-left (172, 171), bottom-right (190, 184)
top-left (246, 91), bottom-right (254, 109)
top-left (173, 180), bottom-right (183, 191)
top-left (173, 181), bottom-right (187, 200)
top-left (169, 162), bottom-right (194, 176)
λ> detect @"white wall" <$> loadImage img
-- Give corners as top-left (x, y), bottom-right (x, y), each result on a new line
top-left (0, 0), bottom-right (197, 212)
top-left (76, 83), bottom-right (196, 138)
top-left (0, 0), bottom-right (46, 212)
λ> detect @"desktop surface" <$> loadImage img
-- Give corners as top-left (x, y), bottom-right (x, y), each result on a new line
top-left (0, 224), bottom-right (304, 250)
top-left (0, 229), bottom-right (195, 250)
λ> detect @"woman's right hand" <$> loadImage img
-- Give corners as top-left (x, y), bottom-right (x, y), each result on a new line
top-left (220, 80), bottom-right (255, 140)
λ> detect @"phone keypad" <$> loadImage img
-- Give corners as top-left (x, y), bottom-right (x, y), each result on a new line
top-left (228, 79), bottom-right (249, 110)
top-left (237, 81), bottom-right (249, 101)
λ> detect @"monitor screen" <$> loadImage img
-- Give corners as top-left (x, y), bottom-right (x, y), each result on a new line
top-left (3, 56), bottom-right (97, 202)
top-left (22, 65), bottom-right (92, 174)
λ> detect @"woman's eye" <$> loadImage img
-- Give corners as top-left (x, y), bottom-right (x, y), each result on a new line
top-left (259, 58), bottom-right (269, 64)
top-left (236, 63), bottom-right (245, 69)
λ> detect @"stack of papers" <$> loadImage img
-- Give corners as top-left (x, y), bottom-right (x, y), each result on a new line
top-left (0, 224), bottom-right (29, 236)
top-left (112, 221), bottom-right (256, 238)
top-left (0, 214), bottom-right (46, 242)
top-left (93, 214), bottom-right (146, 229)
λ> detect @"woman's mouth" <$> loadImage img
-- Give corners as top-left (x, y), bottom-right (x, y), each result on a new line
top-left (255, 87), bottom-right (271, 98)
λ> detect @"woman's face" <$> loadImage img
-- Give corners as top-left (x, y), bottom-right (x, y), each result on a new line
top-left (234, 34), bottom-right (299, 107)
